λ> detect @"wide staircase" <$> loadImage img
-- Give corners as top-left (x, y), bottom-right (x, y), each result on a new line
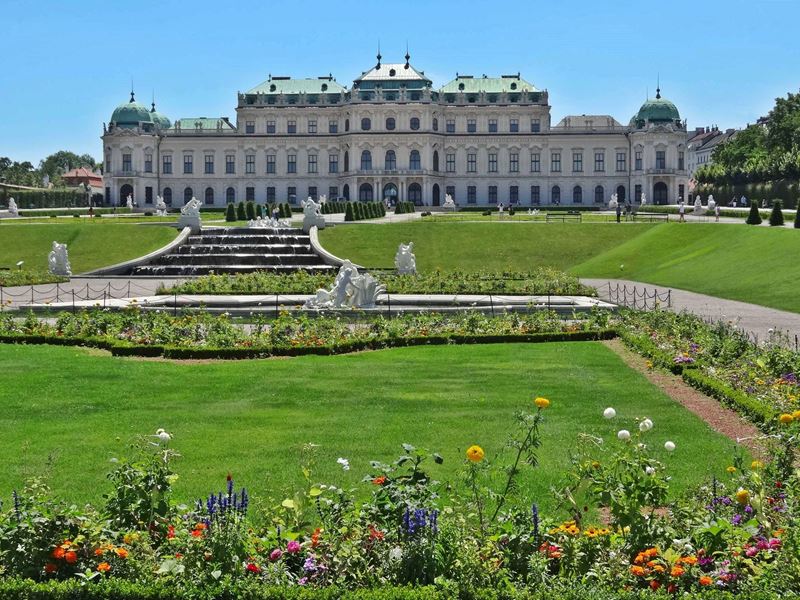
top-left (130, 227), bottom-right (335, 276)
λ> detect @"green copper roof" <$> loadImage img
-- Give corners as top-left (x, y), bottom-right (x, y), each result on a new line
top-left (440, 74), bottom-right (538, 94)
top-left (247, 77), bottom-right (346, 95)
top-left (110, 93), bottom-right (153, 128)
top-left (633, 90), bottom-right (680, 125)
top-left (172, 118), bottom-right (235, 131)
top-left (149, 103), bottom-right (171, 129)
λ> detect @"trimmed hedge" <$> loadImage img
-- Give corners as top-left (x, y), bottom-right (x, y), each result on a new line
top-left (681, 368), bottom-right (779, 427)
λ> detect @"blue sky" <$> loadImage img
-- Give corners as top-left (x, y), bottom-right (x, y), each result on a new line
top-left (1, 0), bottom-right (798, 164)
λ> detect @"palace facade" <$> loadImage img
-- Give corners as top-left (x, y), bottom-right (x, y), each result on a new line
top-left (102, 53), bottom-right (689, 208)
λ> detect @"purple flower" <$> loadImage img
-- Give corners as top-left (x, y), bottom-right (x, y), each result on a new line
top-left (731, 514), bottom-right (743, 526)
top-left (269, 548), bottom-right (282, 562)
top-left (303, 555), bottom-right (318, 573)
top-left (298, 577), bottom-right (308, 586)
top-left (287, 540), bottom-right (301, 554)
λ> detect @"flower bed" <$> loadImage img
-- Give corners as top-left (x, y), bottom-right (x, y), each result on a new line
top-left (159, 268), bottom-right (596, 297)
top-left (0, 399), bottom-right (797, 597)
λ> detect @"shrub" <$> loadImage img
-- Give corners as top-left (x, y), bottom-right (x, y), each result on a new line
top-left (795, 201), bottom-right (800, 229)
top-left (245, 201), bottom-right (256, 221)
top-left (746, 200), bottom-right (763, 225)
top-left (236, 202), bottom-right (246, 221)
top-left (225, 203), bottom-right (236, 222)
top-left (769, 199), bottom-right (784, 226)
top-left (345, 202), bottom-right (354, 222)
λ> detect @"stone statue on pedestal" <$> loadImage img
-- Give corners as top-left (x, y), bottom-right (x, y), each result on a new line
top-left (48, 241), bottom-right (71, 277)
top-left (305, 260), bottom-right (385, 309)
top-left (301, 197), bottom-right (325, 232)
top-left (394, 242), bottom-right (417, 275)
top-left (7, 197), bottom-right (18, 217)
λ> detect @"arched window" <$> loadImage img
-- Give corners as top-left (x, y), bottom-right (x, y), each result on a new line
top-left (433, 118), bottom-right (438, 132)
top-left (616, 185), bottom-right (626, 203)
top-left (162, 187), bottom-right (172, 205)
top-left (343, 151), bottom-right (349, 172)
top-left (594, 185), bottom-right (604, 204)
top-left (361, 118), bottom-right (371, 131)
top-left (410, 117), bottom-right (420, 130)
top-left (551, 185), bottom-right (560, 204)
top-left (433, 151), bottom-right (439, 172)
top-left (409, 150), bottom-right (421, 170)
top-left (342, 184), bottom-right (350, 200)
top-left (226, 187), bottom-right (236, 203)
top-left (344, 118), bottom-right (349, 132)
top-left (359, 183), bottom-right (373, 201)
top-left (654, 182), bottom-right (668, 204)
top-left (385, 117), bottom-right (396, 130)
top-left (184, 187), bottom-right (193, 204)
top-left (408, 183), bottom-right (422, 205)
top-left (204, 187), bottom-right (214, 205)
top-left (360, 150), bottom-right (372, 171)
top-left (385, 150), bottom-right (396, 170)
top-left (573, 185), bottom-right (582, 203)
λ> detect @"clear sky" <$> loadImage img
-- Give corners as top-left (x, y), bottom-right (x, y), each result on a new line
top-left (1, 0), bottom-right (798, 164)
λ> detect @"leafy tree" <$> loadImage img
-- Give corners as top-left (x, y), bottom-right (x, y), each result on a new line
top-left (765, 91), bottom-right (800, 154)
top-left (39, 151), bottom-right (97, 183)
top-left (746, 200), bottom-right (763, 225)
top-left (0, 157), bottom-right (39, 186)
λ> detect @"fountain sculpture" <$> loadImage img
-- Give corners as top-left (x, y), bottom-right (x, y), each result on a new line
top-left (301, 197), bottom-right (325, 233)
top-left (305, 260), bottom-right (384, 309)
top-left (7, 197), bottom-right (18, 217)
top-left (48, 241), bottom-right (71, 277)
top-left (394, 242), bottom-right (417, 275)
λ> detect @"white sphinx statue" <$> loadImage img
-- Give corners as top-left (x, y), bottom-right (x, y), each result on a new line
top-left (693, 196), bottom-right (704, 215)
top-left (318, 194), bottom-right (327, 205)
top-left (608, 193), bottom-right (618, 210)
top-left (48, 241), bottom-right (71, 277)
top-left (126, 194), bottom-right (135, 210)
top-left (177, 197), bottom-right (202, 232)
top-left (305, 260), bottom-right (385, 309)
top-left (707, 194), bottom-right (716, 211)
top-left (155, 195), bottom-right (168, 216)
top-left (7, 197), bottom-right (18, 217)
top-left (394, 242), bottom-right (417, 275)
top-left (301, 197), bottom-right (325, 233)
top-left (443, 193), bottom-right (456, 210)
top-left (640, 192), bottom-right (647, 206)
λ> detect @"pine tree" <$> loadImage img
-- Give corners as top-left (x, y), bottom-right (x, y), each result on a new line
top-left (794, 201), bottom-right (800, 229)
top-left (225, 202), bottom-right (236, 222)
top-left (345, 202), bottom-right (354, 222)
top-left (769, 200), bottom-right (784, 226)
top-left (746, 200), bottom-right (762, 225)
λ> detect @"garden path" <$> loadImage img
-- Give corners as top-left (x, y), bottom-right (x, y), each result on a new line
top-left (584, 278), bottom-right (800, 344)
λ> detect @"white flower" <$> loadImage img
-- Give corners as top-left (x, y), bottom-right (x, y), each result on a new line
top-left (603, 407), bottom-right (616, 419)
top-left (337, 457), bottom-right (350, 471)
top-left (617, 429), bottom-right (631, 441)
top-left (389, 547), bottom-right (403, 562)
top-left (639, 418), bottom-right (653, 432)
top-left (645, 466), bottom-right (656, 476)
top-left (155, 428), bottom-right (171, 443)
top-left (664, 441), bottom-right (676, 452)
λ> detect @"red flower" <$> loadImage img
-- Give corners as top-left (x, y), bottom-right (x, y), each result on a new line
top-left (167, 525), bottom-right (176, 539)
top-left (44, 563), bottom-right (58, 574)
top-left (650, 580), bottom-right (661, 591)
top-left (311, 527), bottom-right (322, 547)
top-left (174, 552), bottom-right (183, 559)
top-left (52, 547), bottom-right (66, 560)
top-left (191, 529), bottom-right (203, 538)
top-left (372, 475), bottom-right (387, 485)
top-left (65, 551), bottom-right (78, 564)
top-left (368, 524), bottom-right (384, 541)
top-left (246, 562), bottom-right (261, 574)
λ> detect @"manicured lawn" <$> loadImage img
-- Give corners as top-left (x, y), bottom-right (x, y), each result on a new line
top-left (0, 341), bottom-right (738, 511)
top-left (319, 222), bottom-right (655, 271)
top-left (572, 223), bottom-right (800, 312)
top-left (0, 223), bottom-right (178, 274)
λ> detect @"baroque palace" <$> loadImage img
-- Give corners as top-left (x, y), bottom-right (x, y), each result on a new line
top-left (102, 53), bottom-right (689, 208)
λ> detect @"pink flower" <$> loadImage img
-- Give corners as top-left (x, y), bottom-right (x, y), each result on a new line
top-left (269, 548), bottom-right (283, 562)
top-left (769, 538), bottom-right (782, 549)
top-left (287, 540), bottom-right (301, 554)
top-left (745, 546), bottom-right (758, 557)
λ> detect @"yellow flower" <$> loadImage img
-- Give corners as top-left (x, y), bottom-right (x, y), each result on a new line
top-left (793, 410), bottom-right (800, 420)
top-left (735, 489), bottom-right (751, 505)
top-left (534, 397), bottom-right (550, 409)
top-left (466, 445), bottom-right (485, 463)
top-left (779, 413), bottom-right (794, 425)
top-left (726, 466), bottom-right (737, 474)
top-left (751, 460), bottom-right (764, 470)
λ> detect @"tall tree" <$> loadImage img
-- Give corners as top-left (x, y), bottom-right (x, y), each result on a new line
top-left (38, 151), bottom-right (97, 183)
top-left (766, 91), bottom-right (800, 154)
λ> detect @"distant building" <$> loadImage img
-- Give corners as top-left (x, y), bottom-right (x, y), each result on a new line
top-left (62, 166), bottom-right (104, 189)
top-left (687, 126), bottom-right (738, 178)
top-left (102, 53), bottom-right (689, 207)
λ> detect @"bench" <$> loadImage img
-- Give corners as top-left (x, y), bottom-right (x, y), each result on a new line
top-left (545, 212), bottom-right (582, 223)
top-left (632, 212), bottom-right (670, 222)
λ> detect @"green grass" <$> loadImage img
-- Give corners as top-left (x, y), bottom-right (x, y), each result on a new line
top-left (319, 222), bottom-right (655, 271)
top-left (0, 223), bottom-right (178, 275)
top-left (0, 341), bottom-right (738, 512)
top-left (572, 223), bottom-right (800, 312)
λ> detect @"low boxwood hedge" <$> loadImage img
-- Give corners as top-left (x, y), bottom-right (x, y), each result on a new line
top-left (681, 368), bottom-right (779, 427)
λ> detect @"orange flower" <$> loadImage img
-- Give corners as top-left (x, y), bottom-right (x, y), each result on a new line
top-left (311, 527), bottom-right (322, 548)
top-left (699, 576), bottom-right (713, 586)
top-left (652, 565), bottom-right (665, 573)
top-left (94, 548), bottom-right (105, 556)
top-left (372, 475), bottom-right (387, 485)
top-left (52, 547), bottom-right (66, 560)
top-left (671, 566), bottom-right (685, 577)
top-left (645, 547), bottom-right (659, 558)
top-left (65, 551), bottom-right (78, 564)
top-left (191, 529), bottom-right (203, 538)
top-left (97, 562), bottom-right (111, 573)
top-left (194, 523), bottom-right (207, 531)
top-left (44, 562), bottom-right (58, 574)
top-left (114, 547), bottom-right (128, 559)
top-left (630, 566), bottom-right (646, 577)
top-left (680, 556), bottom-right (698, 565)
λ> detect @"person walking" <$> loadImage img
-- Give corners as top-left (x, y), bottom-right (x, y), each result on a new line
top-left (615, 202), bottom-right (622, 223)
top-left (678, 201), bottom-right (686, 222)
top-left (714, 204), bottom-right (720, 222)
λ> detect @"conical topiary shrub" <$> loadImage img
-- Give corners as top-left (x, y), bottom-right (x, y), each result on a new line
top-left (245, 201), bottom-right (256, 221)
top-left (794, 201), bottom-right (800, 229)
top-left (746, 200), bottom-right (762, 225)
top-left (225, 202), bottom-right (236, 222)
top-left (769, 200), bottom-right (784, 227)
top-left (236, 201), bottom-right (246, 221)
top-left (344, 202), bottom-right (354, 222)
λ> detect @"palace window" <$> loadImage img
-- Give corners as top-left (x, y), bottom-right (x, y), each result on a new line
top-left (595, 185), bottom-right (604, 203)
top-left (385, 150), bottom-right (396, 170)
top-left (328, 119), bottom-right (338, 133)
top-left (145, 187), bottom-right (153, 204)
top-left (361, 118), bottom-right (371, 131)
top-left (184, 187), bottom-right (193, 203)
top-left (635, 150), bottom-right (642, 171)
top-left (308, 186), bottom-right (317, 200)
top-left (267, 120), bottom-right (276, 134)
top-left (183, 155), bottom-right (193, 174)
top-left (616, 152), bottom-right (626, 172)
top-left (635, 184), bottom-right (642, 202)
top-left (488, 119), bottom-right (497, 133)
top-left (266, 187), bottom-right (276, 202)
top-left (246, 187), bottom-right (255, 201)
top-left (360, 150), bottom-right (372, 171)
top-left (552, 185), bottom-right (561, 203)
top-left (386, 117), bottom-right (396, 130)
top-left (530, 118), bottom-right (541, 133)
top-left (226, 187), bottom-right (235, 203)
top-left (204, 187), bottom-right (214, 205)
top-left (446, 119), bottom-right (455, 133)
top-left (410, 117), bottom-right (420, 130)
top-left (572, 152), bottom-right (583, 172)
top-left (308, 119), bottom-right (317, 134)
top-left (509, 153), bottom-right (519, 173)
top-left (329, 186), bottom-right (338, 199)
top-left (467, 153), bottom-right (477, 173)
top-left (489, 186), bottom-right (497, 204)
top-left (329, 154), bottom-right (338, 173)
top-left (266, 154), bottom-right (276, 174)
top-left (205, 154), bottom-right (214, 174)
top-left (530, 153), bottom-right (540, 173)
top-left (245, 121), bottom-right (255, 134)
top-left (162, 155), bottom-right (172, 174)
top-left (551, 152), bottom-right (561, 173)
top-left (144, 153), bottom-right (152, 173)
top-left (122, 153), bottom-right (132, 172)
top-left (432, 118), bottom-right (438, 131)
top-left (105, 153), bottom-right (111, 173)
top-left (226, 154), bottom-right (235, 174)
top-left (409, 150), bottom-right (421, 170)
top-left (594, 151), bottom-right (605, 172)
top-left (467, 119), bottom-right (476, 133)
top-left (287, 186), bottom-right (296, 202)
top-left (287, 154), bottom-right (297, 173)
top-left (467, 186), bottom-right (476, 204)
top-left (162, 187), bottom-right (172, 204)
top-left (531, 185), bottom-right (540, 205)
top-left (678, 151), bottom-right (685, 170)
top-left (510, 118), bottom-right (519, 133)
top-left (510, 185), bottom-right (519, 204)
top-left (446, 153), bottom-right (456, 173)
top-left (287, 120), bottom-right (297, 134)
top-left (656, 150), bottom-right (666, 169)
top-left (573, 185), bottom-right (583, 203)
top-left (246, 154), bottom-right (255, 174)
top-left (308, 154), bottom-right (317, 174)
top-left (488, 153), bottom-right (498, 173)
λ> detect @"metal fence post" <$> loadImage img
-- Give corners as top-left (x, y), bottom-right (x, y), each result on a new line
top-left (173, 293), bottom-right (177, 316)
top-left (489, 294), bottom-right (495, 317)
top-left (275, 294), bottom-right (279, 318)
top-left (387, 293), bottom-right (391, 317)
top-left (103, 291), bottom-right (107, 308)
top-left (72, 290), bottom-right (75, 313)
top-left (0, 286), bottom-right (3, 311)
top-left (31, 286), bottom-right (35, 305)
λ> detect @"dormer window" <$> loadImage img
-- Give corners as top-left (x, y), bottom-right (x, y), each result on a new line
top-left (321, 83), bottom-right (328, 91)
top-left (389, 69), bottom-right (396, 76)
top-left (510, 82), bottom-right (517, 90)
top-left (458, 83), bottom-right (465, 91)
top-left (269, 84), bottom-right (276, 92)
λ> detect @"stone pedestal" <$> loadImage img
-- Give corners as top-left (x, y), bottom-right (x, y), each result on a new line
top-left (177, 214), bottom-right (202, 234)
